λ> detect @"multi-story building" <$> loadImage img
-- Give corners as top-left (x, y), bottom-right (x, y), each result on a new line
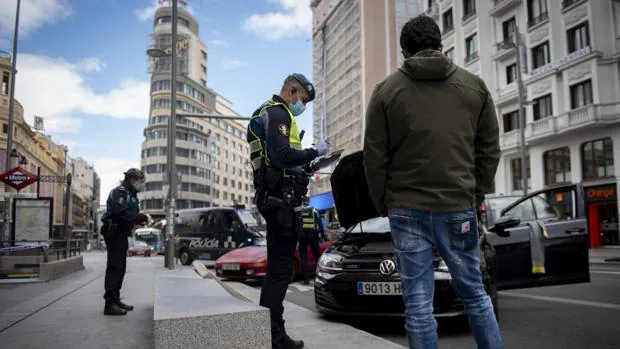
top-left (140, 4), bottom-right (252, 219)
top-left (309, 0), bottom-right (424, 196)
top-left (432, 0), bottom-right (620, 247)
top-left (68, 157), bottom-right (98, 242)
top-left (0, 53), bottom-right (68, 235)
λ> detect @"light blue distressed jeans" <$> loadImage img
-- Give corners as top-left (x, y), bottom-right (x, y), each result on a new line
top-left (388, 208), bottom-right (503, 349)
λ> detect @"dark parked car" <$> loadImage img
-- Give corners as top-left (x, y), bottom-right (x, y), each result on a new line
top-left (314, 151), bottom-right (590, 318)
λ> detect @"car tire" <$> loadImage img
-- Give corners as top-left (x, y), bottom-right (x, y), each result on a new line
top-left (180, 249), bottom-right (192, 266)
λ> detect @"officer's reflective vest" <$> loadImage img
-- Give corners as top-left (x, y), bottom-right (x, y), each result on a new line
top-left (301, 206), bottom-right (319, 235)
top-left (247, 99), bottom-right (302, 172)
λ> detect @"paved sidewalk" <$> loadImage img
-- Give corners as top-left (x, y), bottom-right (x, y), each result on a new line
top-left (0, 252), bottom-right (155, 349)
top-left (590, 247), bottom-right (620, 264)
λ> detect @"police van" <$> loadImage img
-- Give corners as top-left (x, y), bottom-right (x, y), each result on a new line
top-left (174, 207), bottom-right (264, 265)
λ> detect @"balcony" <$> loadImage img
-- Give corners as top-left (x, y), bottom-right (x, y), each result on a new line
top-left (529, 46), bottom-right (593, 78)
top-left (527, 12), bottom-right (548, 29)
top-left (562, 0), bottom-right (586, 10)
top-left (490, 0), bottom-right (522, 17)
top-left (494, 38), bottom-right (517, 61)
top-left (527, 103), bottom-right (620, 142)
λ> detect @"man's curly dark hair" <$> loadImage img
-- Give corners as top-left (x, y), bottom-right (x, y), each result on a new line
top-left (400, 15), bottom-right (442, 57)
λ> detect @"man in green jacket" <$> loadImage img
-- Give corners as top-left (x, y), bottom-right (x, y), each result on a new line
top-left (363, 15), bottom-right (503, 349)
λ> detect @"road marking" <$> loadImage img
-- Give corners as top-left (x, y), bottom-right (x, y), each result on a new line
top-left (591, 270), bottom-right (620, 275)
top-left (500, 292), bottom-right (620, 310)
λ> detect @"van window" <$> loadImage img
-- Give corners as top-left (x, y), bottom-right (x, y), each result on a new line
top-left (200, 212), bottom-right (216, 230)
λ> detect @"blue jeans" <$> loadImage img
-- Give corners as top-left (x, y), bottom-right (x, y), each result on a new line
top-left (388, 208), bottom-right (503, 349)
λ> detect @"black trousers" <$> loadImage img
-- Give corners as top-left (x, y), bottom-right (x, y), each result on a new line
top-left (259, 207), bottom-right (299, 337)
top-left (298, 236), bottom-right (320, 282)
top-left (103, 232), bottom-right (129, 303)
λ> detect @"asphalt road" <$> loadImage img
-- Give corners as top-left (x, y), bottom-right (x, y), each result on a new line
top-left (274, 261), bottom-right (620, 349)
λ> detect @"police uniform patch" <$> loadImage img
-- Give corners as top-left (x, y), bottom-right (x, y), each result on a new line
top-left (278, 124), bottom-right (289, 136)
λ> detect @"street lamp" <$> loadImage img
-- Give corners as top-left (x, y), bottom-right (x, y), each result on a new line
top-left (499, 25), bottom-right (528, 195)
top-left (146, 0), bottom-right (178, 269)
top-left (18, 156), bottom-right (27, 166)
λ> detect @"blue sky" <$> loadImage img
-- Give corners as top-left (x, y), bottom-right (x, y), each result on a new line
top-left (0, 0), bottom-right (316, 202)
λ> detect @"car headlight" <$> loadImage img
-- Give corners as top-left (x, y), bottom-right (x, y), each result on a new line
top-left (317, 253), bottom-right (343, 273)
top-left (437, 259), bottom-right (449, 272)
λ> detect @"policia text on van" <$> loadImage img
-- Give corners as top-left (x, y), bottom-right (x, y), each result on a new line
top-left (247, 73), bottom-right (329, 349)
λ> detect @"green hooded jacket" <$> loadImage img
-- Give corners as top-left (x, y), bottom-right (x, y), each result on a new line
top-left (363, 50), bottom-right (500, 214)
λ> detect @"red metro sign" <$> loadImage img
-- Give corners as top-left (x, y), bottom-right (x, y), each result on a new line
top-left (0, 166), bottom-right (38, 191)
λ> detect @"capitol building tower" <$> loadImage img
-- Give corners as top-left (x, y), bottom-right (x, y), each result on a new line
top-left (140, 2), bottom-right (253, 219)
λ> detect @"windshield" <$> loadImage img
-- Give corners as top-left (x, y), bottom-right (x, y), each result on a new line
top-left (238, 210), bottom-right (261, 226)
top-left (486, 196), bottom-right (520, 226)
top-left (132, 240), bottom-right (147, 247)
top-left (135, 230), bottom-right (160, 244)
top-left (349, 217), bottom-right (391, 233)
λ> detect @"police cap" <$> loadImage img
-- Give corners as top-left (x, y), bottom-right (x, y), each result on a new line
top-left (290, 73), bottom-right (315, 102)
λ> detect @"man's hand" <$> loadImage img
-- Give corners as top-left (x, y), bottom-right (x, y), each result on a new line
top-left (314, 139), bottom-right (330, 157)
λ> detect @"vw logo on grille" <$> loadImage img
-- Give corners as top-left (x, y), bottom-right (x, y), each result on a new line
top-left (379, 259), bottom-right (396, 276)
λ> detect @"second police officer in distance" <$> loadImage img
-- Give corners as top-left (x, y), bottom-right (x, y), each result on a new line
top-left (247, 73), bottom-right (329, 349)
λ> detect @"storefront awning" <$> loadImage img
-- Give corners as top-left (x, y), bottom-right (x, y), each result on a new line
top-left (310, 192), bottom-right (334, 211)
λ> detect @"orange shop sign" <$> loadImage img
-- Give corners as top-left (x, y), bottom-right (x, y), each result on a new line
top-left (587, 187), bottom-right (615, 199)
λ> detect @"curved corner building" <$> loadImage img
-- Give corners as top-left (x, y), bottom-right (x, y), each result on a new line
top-left (140, 5), bottom-right (253, 219)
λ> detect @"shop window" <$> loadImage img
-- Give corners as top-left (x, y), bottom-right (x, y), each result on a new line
top-left (511, 156), bottom-right (531, 191)
top-left (581, 137), bottom-right (614, 180)
top-left (544, 147), bottom-right (571, 185)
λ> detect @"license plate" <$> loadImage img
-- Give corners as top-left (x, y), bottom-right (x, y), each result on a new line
top-left (222, 264), bottom-right (240, 271)
top-left (199, 253), bottom-right (212, 260)
top-left (357, 282), bottom-right (402, 296)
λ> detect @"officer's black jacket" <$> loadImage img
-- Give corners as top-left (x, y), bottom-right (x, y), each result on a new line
top-left (262, 95), bottom-right (318, 169)
top-left (103, 182), bottom-right (146, 236)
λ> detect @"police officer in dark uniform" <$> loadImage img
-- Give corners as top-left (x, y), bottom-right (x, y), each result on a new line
top-left (247, 73), bottom-right (329, 349)
top-left (299, 197), bottom-right (324, 285)
top-left (100, 168), bottom-right (149, 316)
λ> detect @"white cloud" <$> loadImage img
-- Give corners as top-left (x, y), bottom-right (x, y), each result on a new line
top-left (0, 0), bottom-right (72, 41)
top-left (222, 58), bottom-right (247, 70)
top-left (94, 158), bottom-right (140, 204)
top-left (243, 0), bottom-right (312, 41)
top-left (135, 0), bottom-right (157, 21)
top-left (208, 39), bottom-right (231, 47)
top-left (15, 54), bottom-right (150, 133)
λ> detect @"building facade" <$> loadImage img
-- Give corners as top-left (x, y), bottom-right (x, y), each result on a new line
top-left (309, 0), bottom-right (424, 195)
top-left (431, 0), bottom-right (620, 246)
top-left (139, 4), bottom-right (252, 219)
top-left (0, 54), bottom-right (68, 234)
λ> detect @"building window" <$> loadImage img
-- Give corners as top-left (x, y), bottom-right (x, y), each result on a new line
top-left (502, 17), bottom-right (517, 42)
top-left (532, 41), bottom-right (550, 69)
top-left (201, 50), bottom-right (207, 60)
top-left (567, 22), bottom-right (590, 53)
top-left (444, 48), bottom-right (454, 60)
top-left (463, 0), bottom-right (476, 20)
top-left (201, 64), bottom-right (207, 74)
top-left (502, 110), bottom-right (519, 132)
top-left (506, 63), bottom-right (517, 84)
top-left (570, 79), bottom-right (593, 109)
top-left (465, 34), bottom-right (478, 62)
top-left (511, 157), bottom-right (531, 191)
top-left (533, 94), bottom-right (553, 120)
top-left (1, 72), bottom-right (8, 95)
top-left (527, 0), bottom-right (548, 28)
top-left (544, 147), bottom-right (571, 185)
top-left (442, 9), bottom-right (454, 32)
top-left (582, 138), bottom-right (614, 180)
top-left (2, 124), bottom-right (7, 133)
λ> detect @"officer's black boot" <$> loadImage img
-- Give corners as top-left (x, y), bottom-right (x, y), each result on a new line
top-left (117, 299), bottom-right (134, 311)
top-left (104, 301), bottom-right (127, 316)
top-left (279, 320), bottom-right (304, 349)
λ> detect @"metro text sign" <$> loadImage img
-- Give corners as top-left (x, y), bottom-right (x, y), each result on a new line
top-left (0, 167), bottom-right (39, 191)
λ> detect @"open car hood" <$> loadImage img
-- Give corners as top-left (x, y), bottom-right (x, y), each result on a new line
top-left (330, 151), bottom-right (380, 230)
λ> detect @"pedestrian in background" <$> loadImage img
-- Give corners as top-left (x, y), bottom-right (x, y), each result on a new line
top-left (299, 197), bottom-right (324, 285)
top-left (100, 168), bottom-right (150, 316)
top-left (363, 15), bottom-right (503, 349)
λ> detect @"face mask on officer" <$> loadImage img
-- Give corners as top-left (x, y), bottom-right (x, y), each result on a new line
top-left (288, 88), bottom-right (306, 116)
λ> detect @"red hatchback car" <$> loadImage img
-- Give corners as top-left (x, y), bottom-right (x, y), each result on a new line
top-left (127, 240), bottom-right (152, 257)
top-left (215, 237), bottom-right (335, 281)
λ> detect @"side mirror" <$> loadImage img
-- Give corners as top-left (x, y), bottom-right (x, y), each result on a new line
top-left (489, 216), bottom-right (521, 237)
